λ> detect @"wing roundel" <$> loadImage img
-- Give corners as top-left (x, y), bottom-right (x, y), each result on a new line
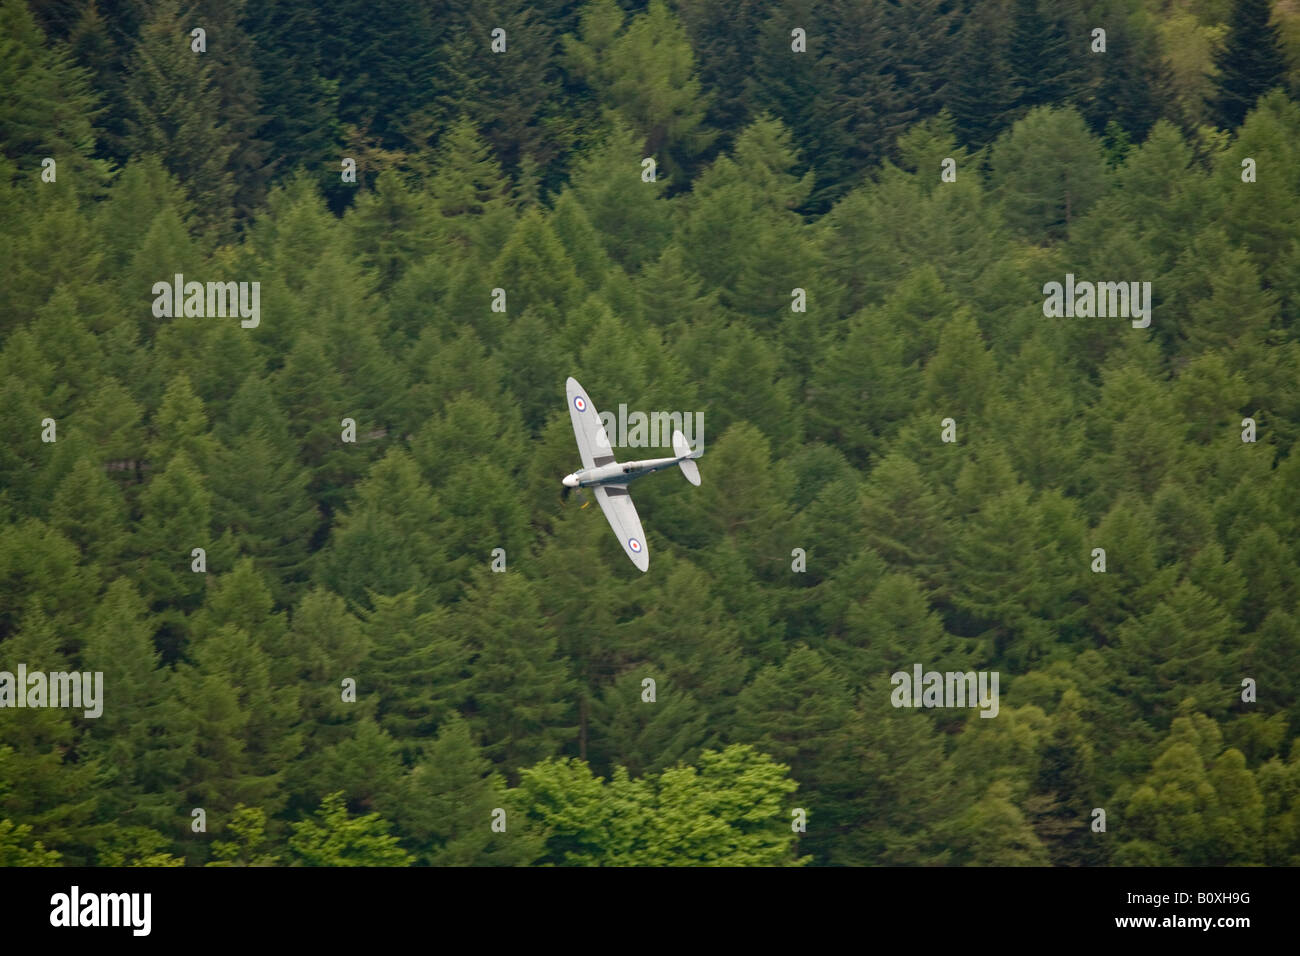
top-left (566, 377), bottom-right (616, 471)
top-left (593, 484), bottom-right (649, 572)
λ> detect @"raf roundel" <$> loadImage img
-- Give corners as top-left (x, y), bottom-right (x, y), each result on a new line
top-left (628, 537), bottom-right (642, 554)
top-left (573, 395), bottom-right (587, 412)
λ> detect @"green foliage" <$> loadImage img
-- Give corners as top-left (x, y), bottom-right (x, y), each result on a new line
top-left (514, 744), bottom-right (807, 865)
top-left (1, 0), bottom-right (1297, 870)
top-left (1211, 0), bottom-right (1290, 129)
top-left (989, 106), bottom-right (1110, 242)
top-left (564, 0), bottom-right (715, 182)
top-left (0, 816), bottom-right (62, 867)
top-left (287, 792), bottom-right (413, 867)
top-left (207, 805), bottom-right (280, 866)
top-left (0, 0), bottom-right (107, 187)
top-left (386, 715), bottom-right (537, 866)
top-left (122, 0), bottom-right (236, 237)
top-left (95, 827), bottom-right (184, 867)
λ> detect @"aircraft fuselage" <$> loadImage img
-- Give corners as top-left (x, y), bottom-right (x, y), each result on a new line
top-left (562, 456), bottom-right (680, 489)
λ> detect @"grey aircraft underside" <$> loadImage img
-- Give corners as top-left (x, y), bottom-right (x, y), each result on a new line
top-left (561, 376), bottom-right (702, 572)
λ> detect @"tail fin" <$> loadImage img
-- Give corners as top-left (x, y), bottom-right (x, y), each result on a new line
top-left (672, 430), bottom-right (701, 486)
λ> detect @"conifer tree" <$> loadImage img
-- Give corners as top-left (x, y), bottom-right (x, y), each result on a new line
top-left (81, 579), bottom-right (189, 838)
top-left (1211, 0), bottom-right (1289, 130)
top-left (459, 573), bottom-right (577, 771)
top-left (1006, 0), bottom-right (1088, 116)
top-left (123, 0), bottom-right (236, 236)
top-left (589, 670), bottom-right (709, 778)
top-left (0, 610), bottom-right (101, 862)
top-left (387, 715), bottom-right (538, 865)
top-left (946, 0), bottom-right (1017, 148)
top-left (357, 591), bottom-right (468, 745)
top-left (0, 0), bottom-right (107, 186)
top-left (564, 0), bottom-right (715, 182)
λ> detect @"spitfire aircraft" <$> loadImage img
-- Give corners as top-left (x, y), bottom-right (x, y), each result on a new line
top-left (561, 377), bottom-right (702, 572)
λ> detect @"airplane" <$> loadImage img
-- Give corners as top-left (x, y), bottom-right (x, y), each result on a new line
top-left (561, 376), bottom-right (702, 572)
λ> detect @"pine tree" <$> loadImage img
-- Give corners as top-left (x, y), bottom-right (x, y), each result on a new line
top-left (0, 520), bottom-right (95, 643)
top-left (459, 573), bottom-right (577, 772)
top-left (272, 332), bottom-right (365, 517)
top-left (188, 0), bottom-right (270, 227)
top-left (5, 181), bottom-right (107, 328)
top-left (123, 0), bottom-right (236, 237)
top-left (80, 579), bottom-right (189, 838)
top-left (1211, 0), bottom-right (1289, 130)
top-left (0, 610), bottom-right (102, 862)
top-left (858, 452), bottom-right (950, 589)
top-left (487, 207), bottom-right (586, 323)
top-left (0, 0), bottom-right (107, 186)
top-left (822, 690), bottom-right (960, 865)
top-left (813, 0), bottom-right (913, 206)
top-left (1118, 715), bottom-right (1244, 865)
top-left (209, 376), bottom-right (319, 605)
top-left (1005, 0), bottom-right (1088, 116)
top-left (691, 424), bottom-right (797, 582)
top-left (244, 0), bottom-right (339, 189)
top-left (841, 572), bottom-right (978, 688)
top-left (272, 587), bottom-right (372, 781)
top-left (319, 450), bottom-right (447, 608)
top-left (134, 450), bottom-right (212, 634)
top-left (1215, 91), bottom-right (1300, 301)
top-left (679, 115), bottom-right (815, 313)
top-left (989, 106), bottom-right (1110, 242)
top-left (946, 0), bottom-right (1017, 148)
top-left (145, 374), bottom-right (217, 473)
top-left (623, 563), bottom-right (750, 720)
top-left (675, 0), bottom-right (767, 145)
top-left (565, 118), bottom-right (673, 272)
top-left (885, 0), bottom-right (962, 122)
top-left (1082, 1), bottom-right (1171, 142)
top-left (589, 669), bottom-right (709, 778)
top-left (1027, 689), bottom-right (1104, 864)
top-left (342, 170), bottom-right (437, 294)
top-left (357, 591), bottom-right (468, 745)
top-left (437, 0), bottom-right (572, 185)
top-left (298, 717), bottom-right (407, 817)
top-left (48, 455), bottom-right (129, 573)
top-left (705, 334), bottom-right (801, 455)
top-left (389, 715), bottom-right (540, 865)
top-left (1107, 583), bottom-right (1239, 726)
top-left (172, 615), bottom-right (300, 831)
top-left (564, 0), bottom-right (715, 183)
top-left (1230, 526), bottom-right (1300, 632)
top-left (731, 645), bottom-right (854, 861)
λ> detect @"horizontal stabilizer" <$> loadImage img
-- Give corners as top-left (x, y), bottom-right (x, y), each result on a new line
top-left (673, 429), bottom-right (701, 486)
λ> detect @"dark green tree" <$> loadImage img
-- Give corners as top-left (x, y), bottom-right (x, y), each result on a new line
top-left (1211, 0), bottom-right (1289, 130)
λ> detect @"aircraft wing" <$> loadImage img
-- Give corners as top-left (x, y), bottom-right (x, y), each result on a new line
top-left (566, 377), bottom-right (616, 471)
top-left (593, 484), bottom-right (649, 572)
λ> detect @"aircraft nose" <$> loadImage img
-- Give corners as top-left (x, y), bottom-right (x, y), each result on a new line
top-left (562, 474), bottom-right (578, 488)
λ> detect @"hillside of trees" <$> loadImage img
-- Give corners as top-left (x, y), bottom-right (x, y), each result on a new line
top-left (2, 0), bottom-right (1299, 866)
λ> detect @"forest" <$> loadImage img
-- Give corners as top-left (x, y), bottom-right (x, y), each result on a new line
top-left (2, 0), bottom-right (1299, 866)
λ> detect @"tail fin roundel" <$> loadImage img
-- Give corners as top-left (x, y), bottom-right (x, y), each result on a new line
top-left (672, 430), bottom-right (701, 486)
